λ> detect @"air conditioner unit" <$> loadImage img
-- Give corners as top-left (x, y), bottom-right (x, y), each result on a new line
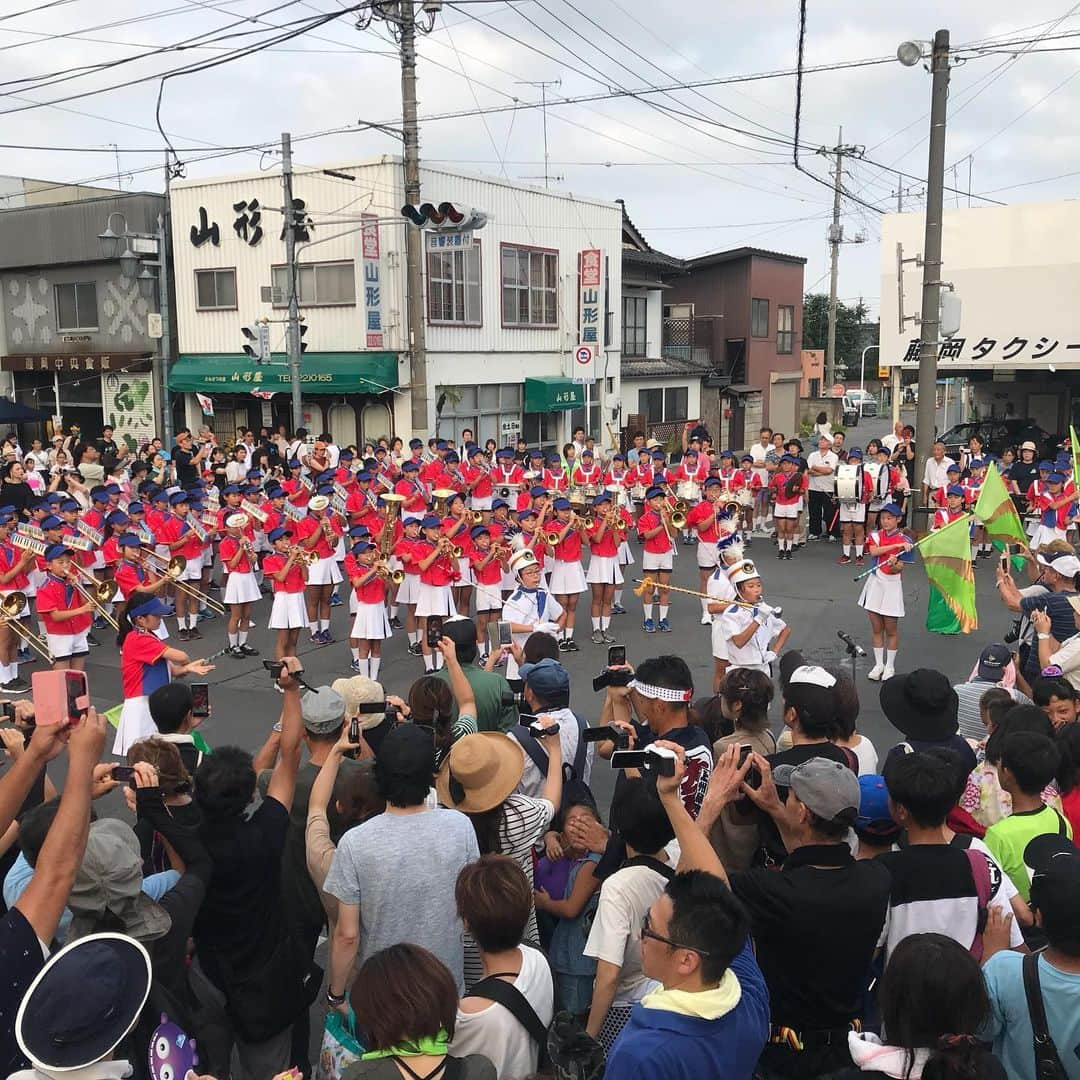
top-left (260, 285), bottom-right (284, 305)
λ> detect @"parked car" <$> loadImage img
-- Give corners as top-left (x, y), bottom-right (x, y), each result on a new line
top-left (841, 390), bottom-right (877, 427)
top-left (938, 420), bottom-right (1056, 460)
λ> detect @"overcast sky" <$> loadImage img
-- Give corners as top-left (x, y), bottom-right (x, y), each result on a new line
top-left (2, 0), bottom-right (1078, 317)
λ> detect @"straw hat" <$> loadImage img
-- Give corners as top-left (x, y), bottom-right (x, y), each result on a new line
top-left (331, 674), bottom-right (386, 731)
top-left (436, 733), bottom-right (525, 813)
top-left (309, 494), bottom-right (330, 512)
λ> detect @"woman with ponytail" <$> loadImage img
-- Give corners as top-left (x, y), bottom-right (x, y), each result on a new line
top-left (840, 933), bottom-right (1005, 1078)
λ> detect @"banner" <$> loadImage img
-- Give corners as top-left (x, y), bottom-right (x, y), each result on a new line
top-left (921, 515), bottom-right (977, 634)
top-left (973, 464), bottom-right (1027, 546)
top-left (195, 392), bottom-right (214, 417)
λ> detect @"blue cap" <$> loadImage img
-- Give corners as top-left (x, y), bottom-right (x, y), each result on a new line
top-left (104, 483), bottom-right (121, 494)
top-left (267, 526), bottom-right (291, 542)
top-left (581, 448), bottom-right (593, 458)
top-left (422, 515), bottom-right (441, 529)
top-left (612, 453), bottom-right (625, 462)
top-left (469, 525), bottom-right (490, 539)
top-left (151, 489), bottom-right (171, 502)
top-left (651, 449), bottom-right (666, 460)
top-left (469, 445), bottom-right (484, 457)
top-left (740, 454), bottom-right (753, 463)
top-left (352, 540), bottom-right (375, 554)
top-left (222, 484), bottom-right (241, 495)
top-left (44, 543), bottom-right (68, 561)
top-left (880, 502), bottom-right (902, 517)
top-left (847, 448), bottom-right (863, 459)
top-left (529, 449), bottom-right (544, 459)
top-left (409, 438), bottom-right (423, 449)
top-left (445, 452), bottom-right (460, 464)
top-left (496, 447), bottom-right (514, 459)
top-left (946, 484), bottom-right (965, 497)
top-left (403, 516), bottom-right (421, 528)
top-left (704, 477), bottom-right (721, 488)
top-left (780, 453), bottom-right (800, 465)
top-left (435, 440), bottom-right (448, 450)
top-left (402, 460), bottom-right (419, 472)
top-left (491, 498), bottom-right (508, 510)
top-left (317, 484), bottom-right (335, 496)
top-left (1056, 455), bottom-right (1072, 468)
top-left (347, 525), bottom-right (370, 539)
top-left (548, 454), bottom-right (562, 464)
top-left (129, 596), bottom-right (174, 619)
top-left (1039, 460), bottom-right (1054, 470)
top-left (90, 486), bottom-right (109, 501)
top-left (1049, 471), bottom-right (1067, 484)
top-left (855, 774), bottom-right (894, 830)
top-left (287, 458), bottom-right (302, 469)
top-left (719, 449), bottom-right (734, 459)
top-left (339, 449), bottom-right (355, 460)
top-left (945, 463), bottom-right (961, 474)
top-left (39, 515), bottom-right (62, 530)
top-left (266, 486), bottom-right (285, 500)
top-left (157, 450), bottom-right (171, 462)
top-left (356, 471), bottom-right (372, 482)
top-left (105, 511), bottom-right (129, 525)
top-left (519, 657), bottom-right (570, 697)
top-left (646, 485), bottom-right (665, 500)
top-left (43, 493), bottom-right (63, 504)
top-left (593, 492), bottom-right (612, 506)
top-left (169, 491), bottom-right (189, 505)
top-left (529, 485), bottom-right (547, 498)
top-left (518, 506), bottom-right (538, 520)
top-left (553, 497), bottom-right (571, 510)
top-left (246, 469), bottom-right (262, 479)
top-left (117, 534), bottom-right (142, 548)
top-left (969, 458), bottom-right (986, 469)
top-left (60, 499), bottom-right (80, 512)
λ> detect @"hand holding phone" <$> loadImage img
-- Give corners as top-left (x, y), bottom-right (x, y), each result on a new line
top-left (607, 644), bottom-right (626, 667)
top-left (31, 670), bottom-right (88, 727)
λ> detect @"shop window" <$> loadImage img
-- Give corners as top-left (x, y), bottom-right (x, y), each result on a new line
top-left (271, 261), bottom-right (355, 306)
top-left (195, 269), bottom-right (237, 311)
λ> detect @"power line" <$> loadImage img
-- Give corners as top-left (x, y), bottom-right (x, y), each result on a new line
top-left (0, 0), bottom-right (83, 22)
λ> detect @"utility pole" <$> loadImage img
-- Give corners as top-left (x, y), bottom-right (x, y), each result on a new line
top-left (281, 131), bottom-right (303, 434)
top-left (822, 128), bottom-right (862, 391)
top-left (912, 28), bottom-right (951, 531)
top-left (517, 79), bottom-right (562, 187)
top-left (158, 154), bottom-right (175, 449)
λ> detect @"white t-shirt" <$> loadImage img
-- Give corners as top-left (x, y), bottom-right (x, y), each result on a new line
top-left (508, 706), bottom-right (593, 797)
top-left (807, 450), bottom-right (839, 493)
top-left (451, 945), bottom-right (555, 1080)
top-left (923, 456), bottom-right (956, 491)
top-left (502, 588), bottom-right (564, 680)
top-left (584, 862), bottom-right (669, 1006)
top-left (720, 605), bottom-right (786, 670)
top-left (849, 735), bottom-right (879, 776)
top-left (1051, 634), bottom-right (1080, 693)
top-left (749, 441), bottom-right (769, 481)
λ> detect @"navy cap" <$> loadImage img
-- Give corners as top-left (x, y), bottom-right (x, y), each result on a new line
top-left (129, 596), bottom-right (174, 619)
top-left (740, 454), bottom-right (754, 463)
top-left (339, 449), bottom-right (355, 460)
top-left (43, 493), bottom-right (63, 505)
top-left (553, 497), bottom-right (571, 510)
top-left (246, 469), bottom-right (262, 479)
top-left (720, 449), bottom-right (734, 459)
top-left (684, 449), bottom-right (699, 458)
top-left (780, 453), bottom-right (801, 465)
top-left (117, 534), bottom-right (142, 548)
top-left (646, 485), bottom-right (665, 499)
top-left (945, 463), bottom-right (961, 473)
top-left (529, 449), bottom-right (544, 459)
top-left (316, 484), bottom-right (335, 496)
top-left (651, 449), bottom-right (666, 460)
top-left (402, 516), bottom-right (421, 528)
top-left (496, 448), bottom-right (514, 459)
top-left (39, 515), bottom-right (62, 530)
top-left (287, 458), bottom-right (302, 469)
top-left (969, 458), bottom-right (986, 469)
top-left (266, 486), bottom-right (285, 499)
top-left (169, 491), bottom-right (189, 505)
top-left (356, 471), bottom-right (372, 482)
top-left (422, 515), bottom-right (442, 529)
top-left (491, 498), bottom-right (508, 510)
top-left (436, 439), bottom-right (449, 450)
top-left (1039, 460), bottom-right (1054, 470)
top-left (60, 499), bottom-right (80, 512)
top-left (402, 461), bottom-right (419, 472)
top-left (1049, 471), bottom-right (1067, 484)
top-left (105, 511), bottom-right (129, 525)
top-left (445, 452), bottom-right (460, 464)
top-left (104, 483), bottom-right (121, 494)
top-left (469, 445), bottom-right (484, 457)
top-left (880, 502), bottom-right (903, 516)
top-left (347, 525), bottom-right (370, 538)
top-left (947, 484), bottom-right (965, 497)
top-left (529, 485), bottom-right (547, 498)
top-left (409, 438), bottom-right (423, 449)
top-left (548, 453), bottom-right (562, 464)
top-left (581, 448), bottom-right (594, 458)
top-left (612, 453), bottom-right (625, 462)
top-left (847, 448), bottom-right (863, 459)
top-left (704, 477), bottom-right (721, 488)
top-left (519, 657), bottom-right (570, 699)
top-left (469, 525), bottom-right (490, 539)
top-left (151, 489), bottom-right (171, 502)
top-left (593, 492), bottom-right (612, 506)
top-left (267, 526), bottom-right (291, 542)
top-left (44, 543), bottom-right (69, 561)
top-left (518, 506), bottom-right (538, 520)
top-left (352, 540), bottom-right (375, 554)
top-left (221, 484), bottom-right (241, 495)
top-left (90, 486), bottom-right (109, 501)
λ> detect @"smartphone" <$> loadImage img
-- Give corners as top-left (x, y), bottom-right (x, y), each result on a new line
top-left (349, 717), bottom-right (360, 744)
top-left (111, 765), bottom-right (137, 783)
top-left (607, 644), bottom-right (626, 667)
top-left (738, 744), bottom-right (762, 790)
top-left (426, 615), bottom-right (444, 649)
top-left (1008, 543), bottom-right (1025, 556)
top-left (31, 670), bottom-right (88, 727)
top-left (497, 620), bottom-right (512, 647)
top-left (0, 702), bottom-right (15, 722)
top-left (190, 682), bottom-right (210, 718)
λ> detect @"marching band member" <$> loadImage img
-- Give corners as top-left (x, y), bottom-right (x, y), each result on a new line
top-left (668, 447), bottom-right (707, 546)
top-left (159, 491), bottom-right (199, 641)
top-left (219, 512), bottom-right (261, 659)
top-left (583, 490), bottom-right (622, 644)
top-left (395, 459), bottom-right (429, 523)
top-left (1024, 460), bottom-right (1054, 538)
top-left (345, 540), bottom-right (392, 679)
top-left (514, 505), bottom-right (549, 586)
top-left (636, 485), bottom-right (677, 633)
top-left (737, 454), bottom-right (762, 543)
top-left (612, 491), bottom-right (635, 615)
top-left (524, 448), bottom-right (547, 486)
top-left (416, 513), bottom-right (459, 672)
top-left (113, 591), bottom-right (214, 756)
top-left (837, 447), bottom-right (871, 567)
top-left (859, 502), bottom-right (913, 681)
top-left (442, 492), bottom-right (475, 613)
top-left (295, 493), bottom-right (344, 644)
top-left (543, 452), bottom-right (570, 495)
top-left (465, 444), bottom-right (494, 515)
top-left (501, 547), bottom-right (564, 683)
top-left (603, 452), bottom-right (631, 490)
top-left (719, 558), bottom-right (789, 676)
top-left (784, 439), bottom-right (808, 546)
top-left (393, 516), bottom-right (425, 655)
top-left (112, 535), bottom-right (170, 640)
top-left (81, 486), bottom-right (112, 576)
top-left (571, 447), bottom-right (602, 489)
top-left (467, 526), bottom-right (504, 657)
top-left (628, 448), bottom-right (653, 497)
top-left (489, 499), bottom-right (518, 596)
top-left (35, 544), bottom-right (94, 671)
top-left (0, 513), bottom-right (34, 692)
top-left (420, 439), bottom-right (449, 486)
top-left (705, 533), bottom-right (746, 691)
top-left (264, 526), bottom-right (308, 660)
top-left (546, 496), bottom-right (587, 652)
top-left (686, 477), bottom-right (728, 624)
top-left (963, 457), bottom-right (993, 559)
top-left (769, 454), bottom-right (806, 561)
top-left (281, 458), bottom-right (311, 509)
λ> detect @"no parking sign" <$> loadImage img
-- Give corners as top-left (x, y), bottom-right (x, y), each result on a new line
top-left (574, 344), bottom-right (596, 385)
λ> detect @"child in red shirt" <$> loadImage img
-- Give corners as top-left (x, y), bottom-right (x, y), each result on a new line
top-left (264, 526), bottom-right (308, 659)
top-left (346, 540), bottom-right (391, 679)
top-left (636, 487), bottom-right (677, 633)
top-left (36, 545), bottom-right (94, 669)
top-left (469, 525), bottom-right (504, 655)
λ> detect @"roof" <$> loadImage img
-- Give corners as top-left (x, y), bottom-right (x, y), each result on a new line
top-left (621, 355), bottom-right (713, 379)
top-left (687, 246), bottom-right (807, 269)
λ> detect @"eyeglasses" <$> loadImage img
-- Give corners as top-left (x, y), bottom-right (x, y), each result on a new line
top-left (640, 911), bottom-right (710, 956)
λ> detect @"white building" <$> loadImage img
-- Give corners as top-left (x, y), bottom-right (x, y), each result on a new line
top-left (168, 157), bottom-right (622, 449)
top-left (880, 199), bottom-right (1080, 435)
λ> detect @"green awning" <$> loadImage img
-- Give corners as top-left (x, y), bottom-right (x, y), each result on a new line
top-left (524, 376), bottom-right (584, 413)
top-left (168, 352), bottom-right (399, 395)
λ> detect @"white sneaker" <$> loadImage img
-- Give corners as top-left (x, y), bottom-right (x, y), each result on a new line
top-left (882, 665), bottom-right (896, 681)
top-left (701, 613), bottom-right (712, 625)
top-left (867, 663), bottom-right (885, 681)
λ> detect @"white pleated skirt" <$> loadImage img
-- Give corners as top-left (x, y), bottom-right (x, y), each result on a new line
top-left (585, 554), bottom-right (623, 586)
top-left (396, 573), bottom-right (422, 606)
top-left (307, 556), bottom-right (342, 586)
top-left (416, 582), bottom-right (457, 618)
top-left (270, 591), bottom-right (309, 629)
top-left (351, 601), bottom-right (392, 640)
top-left (858, 570), bottom-right (905, 618)
top-left (618, 539), bottom-right (634, 566)
top-left (224, 571), bottom-right (261, 605)
top-left (113, 695), bottom-right (156, 757)
top-left (456, 557), bottom-right (474, 585)
top-left (549, 559), bottom-right (587, 594)
top-left (711, 619), bottom-right (729, 661)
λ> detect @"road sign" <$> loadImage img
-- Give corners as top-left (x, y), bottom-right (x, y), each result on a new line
top-left (147, 313), bottom-right (162, 339)
top-left (575, 345), bottom-right (593, 365)
top-left (830, 383), bottom-right (846, 398)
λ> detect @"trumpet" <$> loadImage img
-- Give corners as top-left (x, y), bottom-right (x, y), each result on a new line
top-left (545, 528), bottom-right (563, 545)
top-left (66, 568), bottom-right (120, 631)
top-left (0, 591), bottom-right (53, 663)
top-left (722, 499), bottom-right (742, 517)
top-left (439, 537), bottom-right (463, 559)
top-left (288, 548), bottom-right (319, 566)
top-left (374, 560), bottom-right (405, 585)
top-left (469, 510), bottom-right (484, 525)
top-left (663, 483), bottom-right (688, 514)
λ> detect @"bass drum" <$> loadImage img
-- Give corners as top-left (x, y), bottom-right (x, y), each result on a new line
top-left (835, 462), bottom-right (863, 504)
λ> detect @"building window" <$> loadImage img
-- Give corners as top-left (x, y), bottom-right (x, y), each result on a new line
top-left (271, 261), bottom-right (355, 306)
top-left (809, 378), bottom-right (821, 398)
top-left (622, 295), bottom-right (648, 357)
top-left (427, 244), bottom-right (481, 325)
top-left (501, 245), bottom-right (558, 327)
top-left (437, 382), bottom-right (523, 447)
top-left (777, 304), bottom-right (794, 354)
top-left (638, 386), bottom-right (688, 424)
top-left (194, 269), bottom-right (237, 311)
top-left (751, 297), bottom-right (769, 338)
top-left (54, 282), bottom-right (98, 330)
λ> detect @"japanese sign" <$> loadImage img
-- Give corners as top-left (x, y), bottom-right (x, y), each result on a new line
top-left (425, 231), bottom-right (474, 251)
top-left (232, 199), bottom-right (263, 246)
top-left (361, 213), bottom-right (385, 350)
top-left (190, 207), bottom-right (220, 248)
top-left (894, 335), bottom-right (1080, 366)
top-left (0, 354), bottom-right (153, 374)
top-left (103, 373), bottom-right (155, 452)
top-left (575, 249), bottom-right (603, 385)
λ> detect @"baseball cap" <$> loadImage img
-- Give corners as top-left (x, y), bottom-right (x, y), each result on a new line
top-left (129, 596), bottom-right (174, 619)
top-left (267, 526), bottom-right (291, 542)
top-left (772, 757), bottom-right (860, 824)
top-left (854, 773), bottom-right (902, 843)
top-left (978, 643), bottom-right (1013, 682)
top-left (1026, 833), bottom-right (1080, 922)
top-left (377, 723), bottom-right (436, 784)
top-left (330, 675), bottom-right (386, 731)
top-left (422, 514), bottom-right (441, 529)
top-left (783, 664), bottom-right (837, 721)
top-left (300, 686), bottom-right (346, 735)
top-left (519, 657), bottom-right (571, 701)
top-left (946, 484), bottom-right (965, 497)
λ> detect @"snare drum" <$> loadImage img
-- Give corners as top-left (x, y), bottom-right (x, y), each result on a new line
top-left (630, 483), bottom-right (647, 503)
top-left (736, 489), bottom-right (754, 508)
top-left (835, 463), bottom-right (862, 504)
top-left (676, 480), bottom-right (701, 502)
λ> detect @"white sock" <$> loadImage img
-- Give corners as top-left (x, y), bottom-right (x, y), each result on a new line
top-left (228, 632), bottom-right (238, 647)
top-left (238, 630), bottom-right (248, 645)
top-left (600, 616), bottom-right (610, 631)
top-left (592, 616), bottom-right (600, 631)
top-left (643, 603), bottom-right (655, 620)
top-left (565, 627), bottom-right (574, 640)
top-left (435, 654), bottom-right (445, 670)
top-left (320, 618), bottom-right (330, 632)
top-left (424, 654), bottom-right (434, 672)
top-left (613, 590), bottom-right (623, 606)
top-left (659, 605), bottom-right (669, 620)
top-left (701, 598), bottom-right (710, 616)
top-left (885, 649), bottom-right (897, 669)
top-left (351, 646), bottom-right (360, 661)
top-left (369, 656), bottom-right (380, 680)
top-left (356, 657), bottom-right (369, 676)
top-left (873, 647), bottom-right (884, 666)
top-left (843, 545), bottom-right (851, 557)
top-left (855, 544), bottom-right (864, 557)
top-left (390, 605), bottom-right (398, 618)
top-left (410, 630), bottom-right (420, 645)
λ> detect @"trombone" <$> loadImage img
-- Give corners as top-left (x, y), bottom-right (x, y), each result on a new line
top-left (139, 554), bottom-right (227, 614)
top-left (66, 567), bottom-right (120, 631)
top-left (663, 483), bottom-right (689, 515)
top-left (0, 592), bottom-right (53, 664)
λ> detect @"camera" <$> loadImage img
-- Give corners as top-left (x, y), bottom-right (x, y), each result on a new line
top-left (610, 744), bottom-right (677, 777)
top-left (524, 717), bottom-right (560, 738)
top-left (582, 723), bottom-right (631, 749)
top-left (592, 667), bottom-right (635, 693)
top-left (0, 702), bottom-right (15, 722)
top-left (263, 660), bottom-right (285, 678)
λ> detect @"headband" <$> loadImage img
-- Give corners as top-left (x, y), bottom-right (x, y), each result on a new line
top-left (629, 679), bottom-right (693, 703)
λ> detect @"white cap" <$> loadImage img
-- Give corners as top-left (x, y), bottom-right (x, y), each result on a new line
top-left (225, 512), bottom-right (248, 529)
top-left (508, 548), bottom-right (538, 577)
top-left (309, 495), bottom-right (330, 512)
top-left (727, 558), bottom-right (760, 585)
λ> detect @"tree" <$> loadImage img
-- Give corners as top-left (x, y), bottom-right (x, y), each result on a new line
top-left (802, 294), bottom-right (878, 378)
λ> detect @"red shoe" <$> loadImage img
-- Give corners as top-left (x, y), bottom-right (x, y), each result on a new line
top-left (838, 554), bottom-right (851, 565)
top-left (855, 555), bottom-right (865, 566)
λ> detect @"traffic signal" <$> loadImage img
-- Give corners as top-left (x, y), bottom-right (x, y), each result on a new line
top-left (241, 320), bottom-right (270, 362)
top-left (280, 198), bottom-right (313, 242)
top-left (298, 319), bottom-right (308, 355)
top-left (401, 202), bottom-right (488, 231)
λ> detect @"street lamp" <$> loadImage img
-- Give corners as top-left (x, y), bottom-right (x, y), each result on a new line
top-left (860, 344), bottom-right (879, 400)
top-left (119, 245), bottom-right (139, 280)
top-left (896, 40), bottom-right (927, 67)
top-left (136, 264), bottom-right (157, 300)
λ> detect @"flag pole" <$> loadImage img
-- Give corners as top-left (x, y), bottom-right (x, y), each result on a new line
top-left (852, 513), bottom-right (972, 582)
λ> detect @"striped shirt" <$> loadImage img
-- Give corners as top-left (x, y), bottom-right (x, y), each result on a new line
top-left (953, 681), bottom-right (1032, 742)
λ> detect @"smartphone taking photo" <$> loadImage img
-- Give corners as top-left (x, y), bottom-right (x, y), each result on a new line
top-left (190, 682), bottom-right (210, 718)
top-left (31, 670), bottom-right (88, 727)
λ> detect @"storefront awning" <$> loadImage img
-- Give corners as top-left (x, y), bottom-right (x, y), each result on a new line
top-left (524, 376), bottom-right (584, 413)
top-left (168, 353), bottom-right (398, 395)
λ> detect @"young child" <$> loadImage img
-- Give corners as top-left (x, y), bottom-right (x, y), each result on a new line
top-left (219, 512), bottom-right (260, 658)
top-left (770, 454), bottom-right (806, 560)
top-left (35, 545), bottom-right (95, 671)
top-left (264, 526), bottom-right (308, 660)
top-left (836, 447), bottom-right (871, 566)
top-left (719, 558), bottom-right (788, 674)
top-left (964, 457), bottom-right (993, 559)
top-left (686, 478), bottom-right (727, 625)
top-left (416, 515), bottom-right (458, 673)
top-left (585, 491), bottom-right (622, 644)
top-left (442, 492), bottom-right (474, 614)
top-left (547, 497), bottom-right (587, 652)
top-left (393, 515), bottom-right (425, 656)
top-left (859, 502), bottom-right (912, 681)
top-left (469, 525), bottom-right (504, 658)
top-left (636, 486), bottom-right (676, 633)
top-left (346, 540), bottom-right (392, 678)
top-left (737, 454), bottom-right (761, 544)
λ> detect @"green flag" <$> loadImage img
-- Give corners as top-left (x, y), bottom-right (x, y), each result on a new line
top-left (1071, 425), bottom-right (1080, 489)
top-left (921, 515), bottom-right (977, 634)
top-left (973, 462), bottom-right (1027, 546)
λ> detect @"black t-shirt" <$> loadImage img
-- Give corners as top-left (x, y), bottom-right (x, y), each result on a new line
top-left (758, 742), bottom-right (854, 866)
top-left (730, 844), bottom-right (891, 1030)
top-left (173, 446), bottom-right (197, 487)
top-left (0, 908), bottom-right (45, 1075)
top-left (1009, 460), bottom-right (1039, 496)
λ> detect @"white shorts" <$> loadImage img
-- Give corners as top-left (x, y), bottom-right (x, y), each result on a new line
top-left (307, 556), bottom-right (342, 587)
top-left (586, 554), bottom-right (624, 586)
top-left (696, 540), bottom-right (718, 569)
top-left (773, 504), bottom-right (799, 520)
top-left (396, 573), bottom-right (421, 606)
top-left (27, 568), bottom-right (46, 596)
top-left (416, 582), bottom-right (457, 618)
top-left (838, 503), bottom-right (868, 524)
top-left (642, 550), bottom-right (674, 572)
top-left (711, 619), bottom-right (729, 661)
top-left (457, 557), bottom-right (474, 586)
top-left (500, 567), bottom-right (517, 593)
top-left (549, 559), bottom-right (587, 595)
top-left (351, 601), bottom-right (391, 640)
top-left (470, 496), bottom-right (493, 511)
top-left (617, 539), bottom-right (634, 566)
top-left (269, 591), bottom-right (308, 629)
top-left (46, 630), bottom-right (89, 659)
top-left (181, 554), bottom-right (205, 580)
top-left (91, 550), bottom-right (106, 572)
top-left (224, 571), bottom-right (261, 605)
top-left (473, 579), bottom-right (504, 612)
top-left (858, 570), bottom-right (905, 618)
top-left (113, 694), bottom-right (155, 757)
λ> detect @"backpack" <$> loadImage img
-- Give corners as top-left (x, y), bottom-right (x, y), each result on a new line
top-left (468, 975), bottom-right (550, 1069)
top-left (963, 847), bottom-right (993, 961)
top-left (513, 712), bottom-right (589, 808)
top-left (1023, 951), bottom-right (1070, 1080)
